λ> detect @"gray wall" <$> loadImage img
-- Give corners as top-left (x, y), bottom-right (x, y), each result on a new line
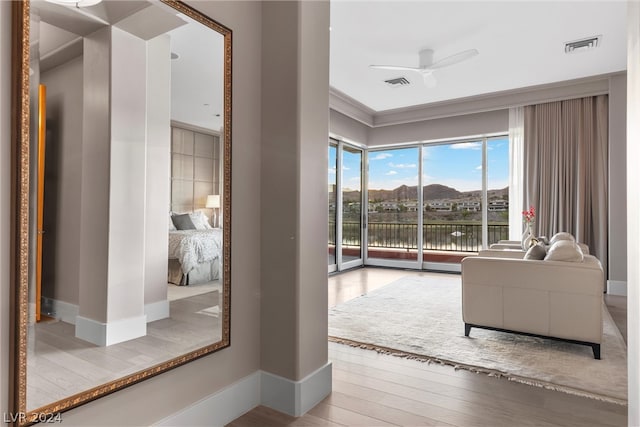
top-left (608, 73), bottom-right (627, 284)
top-left (260, 1), bottom-right (330, 381)
top-left (367, 109), bottom-right (509, 145)
top-left (0, 1), bottom-right (264, 424)
top-left (330, 109), bottom-right (369, 144)
top-left (41, 56), bottom-right (83, 306)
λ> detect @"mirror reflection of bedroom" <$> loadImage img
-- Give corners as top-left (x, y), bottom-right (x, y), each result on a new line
top-left (28, 0), bottom-right (224, 411)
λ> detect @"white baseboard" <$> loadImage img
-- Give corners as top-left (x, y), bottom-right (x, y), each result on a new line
top-left (153, 371), bottom-right (261, 427)
top-left (607, 280), bottom-right (627, 296)
top-left (145, 299), bottom-right (170, 323)
top-left (154, 363), bottom-right (333, 425)
top-left (75, 314), bottom-right (147, 346)
top-left (261, 362), bottom-right (333, 417)
top-left (41, 297), bottom-right (79, 325)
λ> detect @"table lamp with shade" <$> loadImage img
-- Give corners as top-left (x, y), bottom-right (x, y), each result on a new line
top-left (206, 194), bottom-right (221, 227)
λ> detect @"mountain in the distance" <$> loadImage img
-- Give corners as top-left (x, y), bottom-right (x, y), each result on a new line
top-left (341, 184), bottom-right (508, 203)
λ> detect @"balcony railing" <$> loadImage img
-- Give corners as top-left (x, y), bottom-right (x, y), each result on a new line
top-left (329, 221), bottom-right (509, 252)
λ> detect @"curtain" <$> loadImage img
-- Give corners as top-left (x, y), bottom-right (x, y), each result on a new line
top-left (508, 107), bottom-right (524, 240)
top-left (523, 95), bottom-right (609, 280)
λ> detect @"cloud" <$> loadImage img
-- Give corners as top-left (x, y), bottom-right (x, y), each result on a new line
top-left (385, 170), bottom-right (398, 176)
top-left (328, 167), bottom-right (336, 175)
top-left (388, 162), bottom-right (417, 169)
top-left (371, 153), bottom-right (393, 160)
top-left (450, 142), bottom-right (482, 150)
top-left (475, 165), bottom-right (483, 170)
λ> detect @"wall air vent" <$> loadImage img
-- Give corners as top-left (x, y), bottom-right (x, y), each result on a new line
top-left (384, 77), bottom-right (411, 87)
top-left (564, 35), bottom-right (601, 54)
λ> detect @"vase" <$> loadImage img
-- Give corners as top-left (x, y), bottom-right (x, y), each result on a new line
top-left (522, 223), bottom-right (538, 249)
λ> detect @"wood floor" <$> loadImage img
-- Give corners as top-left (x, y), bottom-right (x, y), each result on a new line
top-left (228, 267), bottom-right (628, 427)
top-left (28, 289), bottom-right (221, 411)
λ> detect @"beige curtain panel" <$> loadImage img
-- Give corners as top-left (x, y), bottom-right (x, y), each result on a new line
top-left (523, 95), bottom-right (609, 280)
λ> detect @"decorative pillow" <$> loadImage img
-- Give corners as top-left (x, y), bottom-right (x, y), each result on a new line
top-left (189, 211), bottom-right (212, 230)
top-left (172, 213), bottom-right (196, 230)
top-left (549, 232), bottom-right (575, 245)
top-left (524, 242), bottom-right (546, 260)
top-left (169, 213), bottom-right (177, 231)
top-left (544, 240), bottom-right (584, 262)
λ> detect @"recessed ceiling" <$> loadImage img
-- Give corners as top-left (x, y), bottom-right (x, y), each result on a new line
top-left (330, 1), bottom-right (627, 113)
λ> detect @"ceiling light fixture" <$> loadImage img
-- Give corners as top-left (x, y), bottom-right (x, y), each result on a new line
top-left (564, 35), bottom-right (602, 54)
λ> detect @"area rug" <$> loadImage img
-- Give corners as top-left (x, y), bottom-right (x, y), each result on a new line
top-left (328, 275), bottom-right (628, 405)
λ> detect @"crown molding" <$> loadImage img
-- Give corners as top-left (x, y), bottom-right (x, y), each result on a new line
top-left (329, 87), bottom-right (375, 127)
top-left (329, 72), bottom-right (624, 129)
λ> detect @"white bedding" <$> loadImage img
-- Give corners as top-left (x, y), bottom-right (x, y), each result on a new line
top-left (168, 228), bottom-right (223, 275)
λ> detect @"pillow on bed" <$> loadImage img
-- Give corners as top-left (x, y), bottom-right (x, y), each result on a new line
top-left (172, 213), bottom-right (196, 230)
top-left (169, 213), bottom-right (177, 231)
top-left (189, 211), bottom-right (212, 230)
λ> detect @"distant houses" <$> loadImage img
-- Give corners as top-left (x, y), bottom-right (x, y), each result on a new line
top-left (329, 194), bottom-right (509, 214)
top-left (364, 199), bottom-right (509, 213)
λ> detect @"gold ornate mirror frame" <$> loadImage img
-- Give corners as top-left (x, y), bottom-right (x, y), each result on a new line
top-left (10, 1), bottom-right (232, 424)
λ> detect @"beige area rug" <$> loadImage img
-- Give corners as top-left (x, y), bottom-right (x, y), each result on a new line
top-left (328, 275), bottom-right (628, 405)
top-left (167, 281), bottom-right (220, 301)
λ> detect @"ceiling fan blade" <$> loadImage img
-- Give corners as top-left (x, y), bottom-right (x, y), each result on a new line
top-left (369, 64), bottom-right (422, 72)
top-left (422, 72), bottom-right (437, 88)
top-left (427, 49), bottom-right (479, 70)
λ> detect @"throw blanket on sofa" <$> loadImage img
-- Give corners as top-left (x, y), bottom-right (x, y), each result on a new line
top-left (168, 229), bottom-right (222, 274)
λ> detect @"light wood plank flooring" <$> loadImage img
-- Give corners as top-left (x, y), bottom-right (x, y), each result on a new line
top-left (28, 290), bottom-right (221, 411)
top-left (228, 267), bottom-right (628, 427)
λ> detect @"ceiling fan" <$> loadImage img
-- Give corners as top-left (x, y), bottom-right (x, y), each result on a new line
top-left (370, 48), bottom-right (479, 87)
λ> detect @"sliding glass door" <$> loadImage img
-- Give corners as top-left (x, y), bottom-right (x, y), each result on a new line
top-left (366, 147), bottom-right (421, 268)
top-left (486, 136), bottom-right (510, 246)
top-left (328, 139), bottom-right (364, 273)
top-left (330, 134), bottom-right (509, 273)
top-left (341, 145), bottom-right (363, 269)
top-left (422, 141), bottom-right (482, 269)
top-left (328, 143), bottom-right (337, 271)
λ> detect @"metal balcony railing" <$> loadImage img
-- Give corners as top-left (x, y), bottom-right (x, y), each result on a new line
top-left (328, 221), bottom-right (509, 253)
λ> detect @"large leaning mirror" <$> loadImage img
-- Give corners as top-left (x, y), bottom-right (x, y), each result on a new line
top-left (11, 0), bottom-right (231, 423)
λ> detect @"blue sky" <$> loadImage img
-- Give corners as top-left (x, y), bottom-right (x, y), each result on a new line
top-left (330, 137), bottom-right (509, 192)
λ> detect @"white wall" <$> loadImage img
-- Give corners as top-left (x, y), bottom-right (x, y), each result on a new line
top-left (144, 35), bottom-right (171, 315)
top-left (107, 27), bottom-right (146, 326)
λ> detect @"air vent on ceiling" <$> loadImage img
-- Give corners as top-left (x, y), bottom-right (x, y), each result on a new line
top-left (564, 36), bottom-right (601, 54)
top-left (384, 77), bottom-right (411, 87)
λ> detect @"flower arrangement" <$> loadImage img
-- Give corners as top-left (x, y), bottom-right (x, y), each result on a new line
top-left (522, 205), bottom-right (535, 224)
